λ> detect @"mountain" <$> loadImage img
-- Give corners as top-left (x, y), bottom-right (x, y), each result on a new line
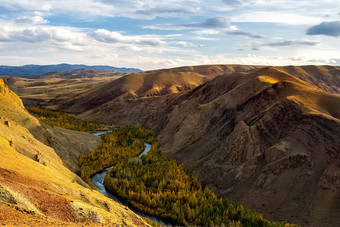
top-left (44, 64), bottom-right (340, 226)
top-left (155, 67), bottom-right (340, 227)
top-left (0, 63), bottom-right (142, 77)
top-left (47, 65), bottom-right (271, 114)
top-left (1, 69), bottom-right (123, 106)
top-left (0, 79), bottom-right (147, 226)
top-left (49, 67), bottom-right (211, 114)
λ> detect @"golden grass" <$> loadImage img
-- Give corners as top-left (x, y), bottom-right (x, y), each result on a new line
top-left (2, 185), bottom-right (42, 216)
top-left (0, 79), bottom-right (148, 226)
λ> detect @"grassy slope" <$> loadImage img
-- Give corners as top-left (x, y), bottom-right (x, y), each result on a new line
top-left (0, 79), bottom-right (147, 226)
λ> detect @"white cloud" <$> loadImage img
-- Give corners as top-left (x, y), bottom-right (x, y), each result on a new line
top-left (15, 15), bottom-right (48, 25)
top-left (144, 17), bottom-right (233, 31)
top-left (91, 29), bottom-right (165, 46)
top-left (231, 11), bottom-right (325, 25)
top-left (0, 0), bottom-right (203, 19)
top-left (2, 0), bottom-right (340, 23)
top-left (0, 0), bottom-right (339, 70)
top-left (222, 0), bottom-right (257, 7)
top-left (0, 22), bottom-right (89, 48)
top-left (290, 55), bottom-right (336, 64)
top-left (172, 41), bottom-right (196, 47)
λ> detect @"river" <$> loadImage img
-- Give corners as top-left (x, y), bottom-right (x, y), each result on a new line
top-left (90, 131), bottom-right (171, 226)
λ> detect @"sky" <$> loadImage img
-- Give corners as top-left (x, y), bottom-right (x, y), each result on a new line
top-left (0, 0), bottom-right (339, 70)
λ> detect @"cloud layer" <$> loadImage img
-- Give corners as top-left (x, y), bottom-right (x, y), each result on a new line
top-left (0, 0), bottom-right (339, 69)
top-left (307, 21), bottom-right (340, 37)
top-left (227, 31), bottom-right (265, 39)
top-left (144, 17), bottom-right (232, 31)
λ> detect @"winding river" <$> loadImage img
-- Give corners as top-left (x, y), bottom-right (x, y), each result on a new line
top-left (90, 131), bottom-right (171, 226)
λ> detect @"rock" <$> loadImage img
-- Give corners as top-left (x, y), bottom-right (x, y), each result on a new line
top-left (4, 120), bottom-right (10, 127)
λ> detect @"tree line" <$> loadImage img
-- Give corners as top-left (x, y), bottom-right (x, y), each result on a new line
top-left (26, 105), bottom-right (104, 132)
top-left (78, 125), bottom-right (156, 188)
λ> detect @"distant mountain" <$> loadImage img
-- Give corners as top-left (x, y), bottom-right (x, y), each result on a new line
top-left (0, 63), bottom-right (142, 76)
top-left (1, 69), bottom-right (123, 106)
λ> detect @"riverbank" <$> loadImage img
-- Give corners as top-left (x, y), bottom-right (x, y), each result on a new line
top-left (90, 140), bottom-right (172, 226)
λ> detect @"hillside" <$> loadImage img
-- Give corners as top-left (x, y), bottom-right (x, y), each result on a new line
top-left (0, 79), bottom-right (147, 226)
top-left (278, 65), bottom-right (340, 94)
top-left (0, 69), bottom-right (123, 106)
top-left (48, 65), bottom-right (340, 226)
top-left (50, 68), bottom-right (209, 113)
top-left (3, 64), bottom-right (338, 113)
top-left (155, 67), bottom-right (340, 226)
top-left (42, 65), bottom-right (339, 115)
top-left (0, 63), bottom-right (142, 77)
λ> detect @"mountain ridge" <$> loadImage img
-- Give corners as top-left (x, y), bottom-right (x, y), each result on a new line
top-left (0, 63), bottom-right (142, 77)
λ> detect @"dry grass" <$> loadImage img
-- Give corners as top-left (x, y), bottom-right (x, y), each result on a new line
top-left (0, 79), bottom-right (148, 226)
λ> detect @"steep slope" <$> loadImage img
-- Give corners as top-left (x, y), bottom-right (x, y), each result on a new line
top-left (0, 79), bottom-right (147, 226)
top-left (156, 67), bottom-right (340, 227)
top-left (60, 66), bottom-right (340, 226)
top-left (0, 69), bottom-right (123, 106)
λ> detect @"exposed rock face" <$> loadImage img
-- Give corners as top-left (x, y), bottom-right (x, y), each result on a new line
top-left (49, 66), bottom-right (340, 226)
top-left (175, 70), bottom-right (339, 227)
top-left (154, 68), bottom-right (340, 226)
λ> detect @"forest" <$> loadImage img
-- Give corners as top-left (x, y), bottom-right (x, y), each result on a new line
top-left (78, 125), bottom-right (156, 188)
top-left (26, 105), bottom-right (104, 131)
top-left (79, 126), bottom-right (297, 227)
top-left (104, 141), bottom-right (296, 227)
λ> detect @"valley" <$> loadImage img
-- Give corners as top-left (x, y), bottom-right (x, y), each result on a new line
top-left (2, 1), bottom-right (339, 226)
top-left (40, 64), bottom-right (340, 226)
top-left (0, 64), bottom-right (339, 226)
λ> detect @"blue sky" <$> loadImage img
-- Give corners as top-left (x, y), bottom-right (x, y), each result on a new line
top-left (0, 0), bottom-right (339, 70)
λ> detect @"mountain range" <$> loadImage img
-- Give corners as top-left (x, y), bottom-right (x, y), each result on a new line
top-left (0, 64), bottom-right (142, 77)
top-left (1, 64), bottom-right (339, 226)
top-left (41, 64), bottom-right (340, 227)
top-left (0, 69), bottom-right (124, 106)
